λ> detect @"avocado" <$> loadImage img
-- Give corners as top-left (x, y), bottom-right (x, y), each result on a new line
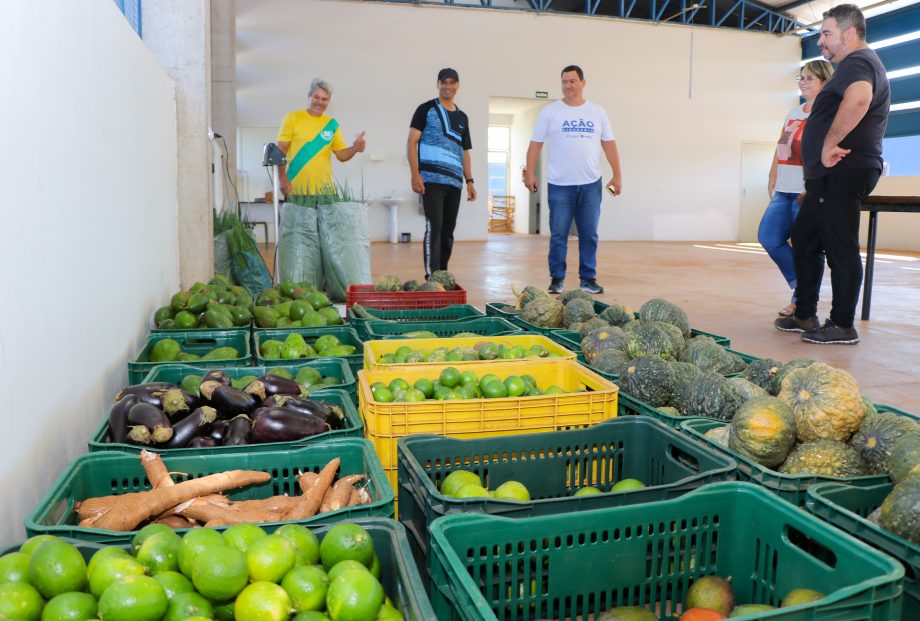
top-left (295, 367), bottom-right (322, 386)
top-left (154, 305), bottom-right (175, 325)
top-left (275, 301), bottom-right (293, 318)
top-left (318, 307), bottom-right (343, 325)
top-left (730, 604), bottom-right (775, 617)
top-left (180, 374), bottom-right (202, 396)
top-left (173, 311), bottom-right (198, 329)
top-left (253, 306), bottom-right (280, 328)
top-left (229, 306), bottom-right (252, 326)
top-left (305, 291), bottom-right (331, 310)
top-left (267, 367), bottom-right (295, 380)
top-left (321, 345), bottom-right (357, 357)
top-left (189, 282), bottom-right (207, 293)
top-left (156, 318), bottom-right (176, 330)
top-left (175, 352), bottom-right (200, 361)
top-left (313, 335), bottom-right (341, 352)
top-left (301, 311), bottom-right (327, 328)
top-left (170, 291), bottom-right (190, 312)
top-left (405, 331), bottom-right (437, 339)
top-left (200, 346), bottom-right (240, 360)
top-left (150, 339), bottom-right (181, 363)
top-left (203, 309), bottom-right (234, 329)
top-left (597, 607), bottom-right (657, 621)
top-left (185, 293), bottom-right (210, 314)
top-left (209, 275), bottom-right (231, 286)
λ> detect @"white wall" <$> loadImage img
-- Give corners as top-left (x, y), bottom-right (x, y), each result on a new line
top-left (0, 2), bottom-right (179, 547)
top-left (236, 0), bottom-right (802, 242)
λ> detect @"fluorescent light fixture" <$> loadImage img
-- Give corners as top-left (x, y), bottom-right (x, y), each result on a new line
top-left (890, 100), bottom-right (920, 111)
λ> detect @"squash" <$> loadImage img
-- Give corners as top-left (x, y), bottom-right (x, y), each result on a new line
top-left (880, 474), bottom-right (920, 544)
top-left (563, 298), bottom-right (596, 328)
top-left (581, 326), bottom-right (627, 365)
top-left (779, 439), bottom-right (867, 477)
top-left (778, 362), bottom-right (867, 442)
top-left (639, 298), bottom-right (691, 337)
top-left (560, 289), bottom-right (593, 305)
top-left (522, 297), bottom-right (564, 328)
top-left (515, 285), bottom-right (548, 310)
top-left (591, 349), bottom-right (632, 376)
top-left (618, 355), bottom-right (675, 407)
top-left (679, 341), bottom-right (737, 375)
top-left (728, 396), bottom-right (797, 467)
top-left (675, 374), bottom-right (741, 420)
top-left (659, 406), bottom-right (681, 416)
top-left (887, 431), bottom-right (920, 484)
top-left (770, 359), bottom-right (815, 396)
top-left (670, 361), bottom-right (704, 404)
top-left (739, 358), bottom-right (782, 394)
top-left (705, 424), bottom-right (731, 447)
top-left (428, 270), bottom-right (456, 290)
top-left (599, 304), bottom-right (635, 327)
top-left (728, 377), bottom-right (769, 403)
top-left (417, 281), bottom-right (446, 292)
top-left (578, 317), bottom-right (610, 337)
top-left (848, 410), bottom-right (919, 475)
top-left (625, 322), bottom-right (684, 360)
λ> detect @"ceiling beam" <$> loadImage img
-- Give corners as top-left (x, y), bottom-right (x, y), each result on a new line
top-left (774, 0), bottom-right (814, 11)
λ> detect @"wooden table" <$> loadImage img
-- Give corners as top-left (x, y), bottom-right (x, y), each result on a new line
top-left (861, 195), bottom-right (920, 320)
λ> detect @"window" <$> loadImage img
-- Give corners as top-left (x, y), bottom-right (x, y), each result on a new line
top-left (488, 126), bottom-right (511, 198)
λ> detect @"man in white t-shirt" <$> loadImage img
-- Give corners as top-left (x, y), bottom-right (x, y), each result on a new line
top-left (524, 65), bottom-right (622, 294)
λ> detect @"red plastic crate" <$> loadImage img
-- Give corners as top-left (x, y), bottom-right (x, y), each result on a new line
top-left (346, 284), bottom-right (467, 315)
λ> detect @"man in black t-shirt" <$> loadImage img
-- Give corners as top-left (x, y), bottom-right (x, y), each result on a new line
top-left (407, 68), bottom-right (476, 279)
top-left (774, 4), bottom-right (890, 345)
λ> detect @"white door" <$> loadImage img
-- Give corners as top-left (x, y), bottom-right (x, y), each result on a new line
top-left (739, 142), bottom-right (775, 242)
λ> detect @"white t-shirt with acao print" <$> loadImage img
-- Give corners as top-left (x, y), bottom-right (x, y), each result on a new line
top-left (532, 100), bottom-right (615, 186)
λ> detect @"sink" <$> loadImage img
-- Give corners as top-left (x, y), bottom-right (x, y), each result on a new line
top-left (373, 197), bottom-right (408, 243)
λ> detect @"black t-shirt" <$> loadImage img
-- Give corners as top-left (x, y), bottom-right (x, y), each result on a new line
top-left (410, 99), bottom-right (472, 186)
top-left (802, 48), bottom-right (890, 179)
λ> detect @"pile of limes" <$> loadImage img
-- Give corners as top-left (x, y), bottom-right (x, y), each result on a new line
top-left (0, 523), bottom-right (404, 621)
top-left (439, 470), bottom-right (532, 501)
top-left (370, 367), bottom-right (569, 402)
top-left (376, 342), bottom-right (560, 365)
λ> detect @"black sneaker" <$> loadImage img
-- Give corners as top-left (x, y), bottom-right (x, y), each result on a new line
top-left (801, 320), bottom-right (860, 344)
top-left (774, 314), bottom-right (820, 333)
top-left (580, 279), bottom-right (604, 294)
top-left (548, 278), bottom-right (564, 294)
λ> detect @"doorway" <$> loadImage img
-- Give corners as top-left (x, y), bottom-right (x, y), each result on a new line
top-left (488, 97), bottom-right (550, 235)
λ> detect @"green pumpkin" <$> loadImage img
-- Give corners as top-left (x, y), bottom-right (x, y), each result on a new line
top-left (887, 431), bottom-right (920, 484)
top-left (428, 270), bottom-right (456, 290)
top-left (704, 424), bottom-right (731, 447)
top-left (618, 355), bottom-right (675, 407)
top-left (578, 317), bottom-right (610, 337)
top-left (675, 374), bottom-right (741, 420)
top-left (739, 358), bottom-right (783, 394)
top-left (770, 358), bottom-right (815, 395)
top-left (625, 321), bottom-right (684, 360)
top-left (848, 410), bottom-right (919, 475)
top-left (880, 474), bottom-right (920, 544)
top-left (778, 362), bottom-right (867, 442)
top-left (670, 361), bottom-right (704, 403)
top-left (522, 297), bottom-right (564, 328)
top-left (679, 340), bottom-right (738, 375)
top-left (779, 439), bottom-right (867, 477)
top-left (729, 396), bottom-right (797, 467)
top-left (728, 377), bottom-right (769, 403)
top-left (638, 298), bottom-right (690, 337)
top-left (598, 304), bottom-right (635, 327)
top-left (591, 348), bottom-right (632, 376)
top-left (515, 285), bottom-right (548, 310)
top-left (581, 326), bottom-right (627, 365)
top-left (559, 289), bottom-right (593, 305)
top-left (563, 298), bottom-right (596, 328)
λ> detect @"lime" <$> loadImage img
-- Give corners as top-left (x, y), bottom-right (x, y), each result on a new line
top-left (432, 386), bottom-right (453, 400)
top-left (247, 534), bottom-right (296, 583)
top-left (503, 376), bottom-right (527, 397)
top-left (234, 581), bottom-right (293, 621)
top-left (574, 486), bottom-right (602, 497)
top-left (521, 374), bottom-right (536, 387)
top-left (455, 385), bottom-right (478, 400)
top-left (545, 385), bottom-right (565, 395)
top-left (97, 575), bottom-right (168, 621)
top-left (412, 379), bottom-right (434, 398)
top-left (440, 470), bottom-right (482, 497)
top-left (282, 565), bottom-right (329, 612)
top-left (493, 480), bottom-right (531, 501)
top-left (19, 535), bottom-right (59, 557)
top-left (326, 569), bottom-right (385, 621)
top-left (162, 591), bottom-right (213, 621)
top-left (293, 612), bottom-right (332, 621)
top-left (41, 591), bottom-right (98, 621)
top-left (439, 367), bottom-right (461, 388)
top-left (212, 600), bottom-right (236, 621)
top-left (403, 388), bottom-right (426, 402)
top-left (368, 553), bottom-right (381, 580)
top-left (327, 560), bottom-right (369, 583)
top-left (611, 478), bottom-right (646, 492)
top-left (377, 603), bottom-right (405, 620)
top-left (190, 544), bottom-right (249, 601)
top-left (388, 378), bottom-right (410, 393)
top-left (177, 527), bottom-right (225, 577)
top-left (29, 539), bottom-right (87, 598)
top-left (455, 484), bottom-right (490, 498)
top-left (394, 346), bottom-right (413, 358)
top-left (275, 524), bottom-right (321, 567)
top-left (319, 524), bottom-right (375, 570)
top-left (0, 581), bottom-right (43, 620)
top-left (89, 554), bottom-right (146, 598)
top-left (373, 387), bottom-right (394, 403)
top-left (479, 374), bottom-right (500, 389)
top-left (0, 551), bottom-right (30, 583)
top-left (86, 546), bottom-right (129, 580)
top-left (223, 523), bottom-right (268, 554)
top-left (459, 370), bottom-right (479, 386)
top-left (136, 530), bottom-right (181, 574)
top-left (481, 381), bottom-right (508, 399)
top-left (152, 570), bottom-right (194, 598)
top-left (443, 391), bottom-right (462, 400)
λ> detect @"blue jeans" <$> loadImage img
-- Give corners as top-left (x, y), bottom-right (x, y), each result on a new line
top-left (548, 179), bottom-right (602, 280)
top-left (758, 191), bottom-right (800, 296)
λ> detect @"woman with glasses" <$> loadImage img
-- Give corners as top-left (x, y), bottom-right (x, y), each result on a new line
top-left (759, 60), bottom-right (834, 317)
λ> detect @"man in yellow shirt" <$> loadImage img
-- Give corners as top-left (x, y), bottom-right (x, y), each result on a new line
top-left (277, 78), bottom-right (366, 196)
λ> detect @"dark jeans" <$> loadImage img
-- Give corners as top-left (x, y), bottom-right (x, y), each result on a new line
top-left (547, 179), bottom-right (602, 280)
top-left (422, 183), bottom-right (462, 277)
top-left (792, 167), bottom-right (881, 328)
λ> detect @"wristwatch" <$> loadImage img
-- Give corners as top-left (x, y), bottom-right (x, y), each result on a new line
top-left (465, 178), bottom-right (474, 184)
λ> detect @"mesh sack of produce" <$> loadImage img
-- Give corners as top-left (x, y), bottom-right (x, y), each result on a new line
top-left (278, 202), bottom-right (324, 288)
top-left (213, 230), bottom-right (233, 281)
top-left (319, 201), bottom-right (371, 302)
top-left (227, 218), bottom-right (272, 296)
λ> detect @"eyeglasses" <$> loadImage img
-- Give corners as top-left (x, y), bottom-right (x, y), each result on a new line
top-left (796, 75), bottom-right (816, 83)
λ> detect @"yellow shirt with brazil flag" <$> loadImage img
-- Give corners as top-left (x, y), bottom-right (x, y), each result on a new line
top-left (278, 110), bottom-right (347, 195)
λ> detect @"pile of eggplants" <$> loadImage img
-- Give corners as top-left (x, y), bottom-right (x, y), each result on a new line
top-left (109, 370), bottom-right (346, 448)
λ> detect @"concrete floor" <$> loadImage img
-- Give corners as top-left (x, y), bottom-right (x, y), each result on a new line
top-left (263, 234), bottom-right (920, 412)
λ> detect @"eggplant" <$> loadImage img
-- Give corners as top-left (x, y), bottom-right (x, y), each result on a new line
top-left (207, 419), bottom-right (230, 443)
top-left (114, 383), bottom-right (175, 408)
top-left (251, 407), bottom-right (330, 443)
top-left (127, 425), bottom-right (153, 445)
top-left (201, 370), bottom-right (231, 388)
top-left (222, 414), bottom-right (252, 446)
top-left (244, 375), bottom-right (306, 400)
top-left (160, 388), bottom-right (203, 420)
top-left (279, 397), bottom-right (346, 430)
top-left (127, 402), bottom-right (173, 444)
top-left (108, 394), bottom-right (139, 443)
top-left (166, 406), bottom-right (218, 448)
top-left (201, 383), bottom-right (259, 417)
top-left (262, 394), bottom-right (289, 408)
top-left (188, 436), bottom-right (217, 448)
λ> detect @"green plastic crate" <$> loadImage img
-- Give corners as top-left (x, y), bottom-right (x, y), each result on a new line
top-left (362, 316), bottom-right (522, 340)
top-left (4, 519), bottom-right (437, 621)
top-left (429, 481), bottom-right (904, 621)
top-left (350, 304), bottom-right (485, 340)
top-left (128, 329), bottom-right (252, 384)
top-left (254, 326), bottom-right (364, 376)
top-left (26, 438), bottom-right (393, 545)
top-left (137, 360), bottom-right (357, 403)
top-left (396, 416), bottom-right (736, 584)
top-left (87, 388), bottom-right (362, 455)
top-left (678, 404), bottom-right (915, 506)
top-left (484, 301), bottom-right (520, 320)
top-left (807, 481), bottom-right (920, 621)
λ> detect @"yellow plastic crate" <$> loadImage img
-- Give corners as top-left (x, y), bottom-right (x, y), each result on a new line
top-left (363, 334), bottom-right (576, 371)
top-left (358, 359), bottom-right (618, 491)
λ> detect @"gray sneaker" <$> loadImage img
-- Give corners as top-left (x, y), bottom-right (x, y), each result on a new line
top-left (774, 314), bottom-right (820, 333)
top-left (547, 278), bottom-right (564, 294)
top-left (579, 279), bottom-right (604, 294)
top-left (801, 320), bottom-right (860, 344)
